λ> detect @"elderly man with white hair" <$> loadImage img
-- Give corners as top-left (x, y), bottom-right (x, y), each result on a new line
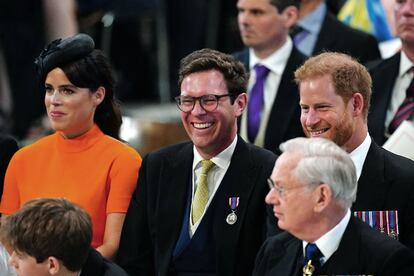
top-left (254, 137), bottom-right (414, 276)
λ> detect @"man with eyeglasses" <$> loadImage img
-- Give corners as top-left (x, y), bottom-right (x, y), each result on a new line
top-left (117, 48), bottom-right (277, 276)
top-left (254, 137), bottom-right (414, 276)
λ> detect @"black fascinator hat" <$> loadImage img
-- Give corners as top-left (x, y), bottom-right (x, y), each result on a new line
top-left (34, 33), bottom-right (95, 81)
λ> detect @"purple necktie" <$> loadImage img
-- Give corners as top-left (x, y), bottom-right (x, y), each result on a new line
top-left (248, 64), bottom-right (270, 142)
top-left (388, 74), bottom-right (414, 134)
top-left (290, 25), bottom-right (309, 46)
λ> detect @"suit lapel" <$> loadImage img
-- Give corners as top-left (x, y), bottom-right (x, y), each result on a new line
top-left (368, 52), bottom-right (400, 143)
top-left (321, 217), bottom-right (362, 273)
top-left (213, 139), bottom-right (264, 274)
top-left (235, 49), bottom-right (250, 133)
top-left (313, 13), bottom-right (336, 54)
top-left (265, 47), bottom-right (303, 151)
top-left (237, 49), bottom-right (249, 69)
top-left (157, 143), bottom-right (194, 262)
top-left (353, 142), bottom-right (387, 210)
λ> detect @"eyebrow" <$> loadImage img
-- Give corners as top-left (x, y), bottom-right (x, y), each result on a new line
top-left (45, 83), bottom-right (78, 90)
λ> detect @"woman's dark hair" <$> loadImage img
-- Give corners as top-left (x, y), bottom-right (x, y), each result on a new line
top-left (35, 34), bottom-right (122, 140)
top-left (59, 50), bottom-right (122, 140)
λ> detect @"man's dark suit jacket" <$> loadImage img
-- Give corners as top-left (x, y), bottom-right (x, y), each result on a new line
top-left (81, 248), bottom-right (128, 276)
top-left (233, 47), bottom-right (306, 153)
top-left (368, 52), bottom-right (401, 145)
top-left (313, 11), bottom-right (381, 64)
top-left (353, 140), bottom-right (414, 250)
top-left (265, 141), bottom-right (414, 250)
top-left (116, 137), bottom-right (277, 276)
top-left (0, 134), bottom-right (18, 197)
top-left (253, 216), bottom-right (414, 276)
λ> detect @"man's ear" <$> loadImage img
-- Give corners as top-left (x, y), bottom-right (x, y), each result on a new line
top-left (282, 6), bottom-right (299, 29)
top-left (234, 92), bottom-right (248, 116)
top-left (47, 256), bottom-right (62, 275)
top-left (350, 92), bottom-right (364, 117)
top-left (313, 184), bottom-right (332, 213)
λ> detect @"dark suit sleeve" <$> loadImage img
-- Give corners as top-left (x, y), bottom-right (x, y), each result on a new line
top-left (382, 246), bottom-right (414, 275)
top-left (116, 155), bottom-right (155, 276)
top-left (0, 136), bottom-right (18, 197)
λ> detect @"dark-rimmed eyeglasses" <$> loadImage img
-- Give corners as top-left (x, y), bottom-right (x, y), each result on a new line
top-left (267, 178), bottom-right (307, 198)
top-left (174, 94), bottom-right (234, 113)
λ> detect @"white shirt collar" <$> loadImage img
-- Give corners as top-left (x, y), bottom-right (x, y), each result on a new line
top-left (399, 51), bottom-right (414, 77)
top-left (303, 209), bottom-right (351, 263)
top-left (248, 37), bottom-right (293, 76)
top-left (349, 134), bottom-right (371, 180)
top-left (192, 136), bottom-right (237, 171)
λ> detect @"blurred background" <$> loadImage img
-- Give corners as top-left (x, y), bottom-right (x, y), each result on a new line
top-left (0, 0), bottom-right (398, 155)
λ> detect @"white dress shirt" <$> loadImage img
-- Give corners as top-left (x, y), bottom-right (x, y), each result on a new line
top-left (240, 38), bottom-right (293, 148)
top-left (189, 136), bottom-right (237, 236)
top-left (349, 133), bottom-right (371, 180)
top-left (0, 244), bottom-right (16, 276)
top-left (385, 51), bottom-right (414, 132)
top-left (303, 209), bottom-right (351, 264)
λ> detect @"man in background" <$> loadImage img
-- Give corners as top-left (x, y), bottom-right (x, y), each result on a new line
top-left (234, 0), bottom-right (306, 153)
top-left (369, 0), bottom-right (414, 145)
top-left (293, 0), bottom-right (381, 63)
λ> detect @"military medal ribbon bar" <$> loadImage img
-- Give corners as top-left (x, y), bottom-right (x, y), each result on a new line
top-left (353, 210), bottom-right (399, 240)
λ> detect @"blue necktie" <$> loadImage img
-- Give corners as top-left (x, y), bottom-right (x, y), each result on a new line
top-left (247, 64), bottom-right (270, 143)
top-left (303, 243), bottom-right (323, 276)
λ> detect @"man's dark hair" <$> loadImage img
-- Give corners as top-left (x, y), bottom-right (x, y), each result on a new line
top-left (270, 0), bottom-right (300, 11)
top-left (178, 48), bottom-right (249, 100)
top-left (0, 198), bottom-right (92, 272)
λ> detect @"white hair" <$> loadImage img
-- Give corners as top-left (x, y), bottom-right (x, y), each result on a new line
top-left (279, 137), bottom-right (357, 208)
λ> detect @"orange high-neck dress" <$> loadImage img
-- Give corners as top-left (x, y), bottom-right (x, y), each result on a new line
top-left (0, 124), bottom-right (142, 247)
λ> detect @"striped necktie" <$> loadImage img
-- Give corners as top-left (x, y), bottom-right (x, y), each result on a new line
top-left (192, 160), bottom-right (215, 224)
top-left (388, 73), bottom-right (414, 134)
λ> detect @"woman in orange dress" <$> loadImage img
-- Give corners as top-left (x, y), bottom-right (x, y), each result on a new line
top-left (0, 34), bottom-right (142, 260)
